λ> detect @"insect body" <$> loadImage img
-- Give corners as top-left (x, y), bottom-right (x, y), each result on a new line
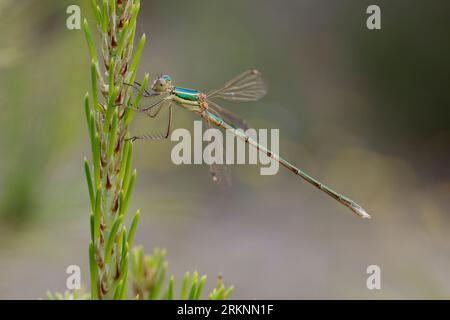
top-left (173, 87), bottom-right (200, 102)
top-left (129, 70), bottom-right (370, 219)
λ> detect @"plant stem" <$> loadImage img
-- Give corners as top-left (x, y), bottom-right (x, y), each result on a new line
top-left (83, 0), bottom-right (146, 300)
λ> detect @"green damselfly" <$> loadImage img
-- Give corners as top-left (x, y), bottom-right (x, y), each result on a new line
top-left (128, 70), bottom-right (370, 219)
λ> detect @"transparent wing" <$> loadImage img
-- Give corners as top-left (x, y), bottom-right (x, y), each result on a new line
top-left (206, 98), bottom-right (250, 131)
top-left (206, 69), bottom-right (267, 103)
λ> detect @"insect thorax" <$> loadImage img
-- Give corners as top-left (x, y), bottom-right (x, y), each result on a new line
top-left (173, 87), bottom-right (200, 101)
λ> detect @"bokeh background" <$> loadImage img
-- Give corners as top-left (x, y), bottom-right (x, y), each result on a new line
top-left (1, 0), bottom-right (450, 299)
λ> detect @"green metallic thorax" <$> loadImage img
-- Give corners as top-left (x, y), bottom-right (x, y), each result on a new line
top-left (173, 87), bottom-right (200, 101)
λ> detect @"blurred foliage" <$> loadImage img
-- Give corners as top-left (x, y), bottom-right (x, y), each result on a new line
top-left (2, 0), bottom-right (449, 226)
top-left (0, 0), bottom-right (449, 299)
top-left (347, 0), bottom-right (450, 144)
top-left (46, 290), bottom-right (90, 300)
top-left (0, 0), bottom-right (86, 227)
top-left (46, 246), bottom-right (233, 300)
top-left (130, 246), bottom-right (233, 300)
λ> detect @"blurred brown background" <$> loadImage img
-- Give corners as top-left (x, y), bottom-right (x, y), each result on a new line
top-left (0, 0), bottom-right (449, 299)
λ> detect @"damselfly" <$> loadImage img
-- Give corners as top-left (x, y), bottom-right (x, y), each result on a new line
top-left (127, 70), bottom-right (370, 219)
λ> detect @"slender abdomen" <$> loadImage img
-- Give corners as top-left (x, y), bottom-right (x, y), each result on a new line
top-left (205, 110), bottom-right (370, 219)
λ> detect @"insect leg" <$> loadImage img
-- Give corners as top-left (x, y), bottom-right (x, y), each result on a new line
top-left (124, 81), bottom-right (153, 97)
top-left (128, 104), bottom-right (173, 142)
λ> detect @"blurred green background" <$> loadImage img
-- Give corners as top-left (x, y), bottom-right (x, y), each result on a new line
top-left (0, 0), bottom-right (450, 299)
